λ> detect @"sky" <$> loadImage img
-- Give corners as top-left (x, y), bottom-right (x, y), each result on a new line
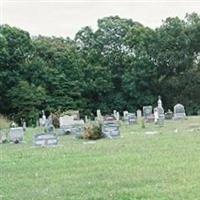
top-left (1, 0), bottom-right (200, 39)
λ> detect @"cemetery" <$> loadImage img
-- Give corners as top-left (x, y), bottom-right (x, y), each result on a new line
top-left (0, 3), bottom-right (200, 199)
top-left (1, 100), bottom-right (200, 199)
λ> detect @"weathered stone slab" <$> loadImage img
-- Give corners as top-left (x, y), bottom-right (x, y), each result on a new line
top-left (127, 113), bottom-right (137, 124)
top-left (34, 134), bottom-right (58, 147)
top-left (9, 127), bottom-right (24, 143)
top-left (143, 106), bottom-right (154, 122)
top-left (102, 116), bottom-right (120, 138)
top-left (173, 104), bottom-right (186, 120)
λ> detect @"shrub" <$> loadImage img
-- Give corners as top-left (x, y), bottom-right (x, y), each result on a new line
top-left (0, 115), bottom-right (10, 129)
top-left (82, 122), bottom-right (103, 140)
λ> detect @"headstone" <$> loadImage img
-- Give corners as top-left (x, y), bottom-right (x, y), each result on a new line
top-left (34, 134), bottom-right (58, 147)
top-left (154, 107), bottom-right (159, 124)
top-left (85, 115), bottom-right (88, 123)
top-left (157, 96), bottom-right (165, 126)
top-left (9, 127), bottom-right (24, 143)
top-left (0, 129), bottom-right (8, 144)
top-left (45, 114), bottom-right (54, 134)
top-left (173, 104), bottom-right (186, 120)
top-left (59, 115), bottom-right (74, 127)
top-left (59, 119), bottom-right (84, 136)
top-left (143, 106), bottom-right (154, 122)
top-left (102, 116), bottom-right (120, 138)
top-left (165, 109), bottom-right (173, 120)
top-left (123, 111), bottom-right (129, 121)
top-left (97, 109), bottom-right (103, 121)
top-left (116, 112), bottom-right (120, 121)
top-left (127, 113), bottom-right (137, 124)
top-left (137, 109), bottom-right (142, 118)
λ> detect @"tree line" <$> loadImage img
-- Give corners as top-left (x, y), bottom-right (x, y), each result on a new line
top-left (0, 13), bottom-right (200, 125)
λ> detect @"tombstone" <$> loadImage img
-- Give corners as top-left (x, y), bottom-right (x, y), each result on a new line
top-left (9, 127), bottom-right (24, 143)
top-left (157, 96), bottom-right (165, 126)
top-left (45, 114), bottom-right (54, 134)
top-left (143, 106), bottom-right (154, 122)
top-left (127, 113), bottom-right (137, 124)
top-left (102, 116), bottom-right (120, 138)
top-left (197, 110), bottom-right (200, 116)
top-left (85, 115), bottom-right (88, 123)
top-left (59, 115), bottom-right (74, 127)
top-left (0, 129), bottom-right (8, 144)
top-left (137, 109), bottom-right (142, 118)
top-left (154, 107), bottom-right (159, 124)
top-left (59, 116), bottom-right (84, 136)
top-left (116, 112), bottom-right (120, 121)
top-left (165, 109), bottom-right (173, 120)
top-left (173, 104), bottom-right (186, 120)
top-left (123, 111), bottom-right (129, 121)
top-left (97, 109), bottom-right (103, 121)
top-left (34, 134), bottom-right (58, 147)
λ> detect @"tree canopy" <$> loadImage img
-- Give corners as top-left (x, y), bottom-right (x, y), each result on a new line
top-left (0, 13), bottom-right (200, 125)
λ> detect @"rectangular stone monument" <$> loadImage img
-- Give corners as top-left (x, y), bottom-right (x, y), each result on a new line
top-left (102, 116), bottom-right (120, 138)
top-left (9, 127), bottom-right (24, 143)
top-left (34, 134), bottom-right (58, 147)
top-left (137, 109), bottom-right (142, 118)
top-left (123, 111), bottom-right (129, 121)
top-left (173, 104), bottom-right (186, 120)
top-left (143, 106), bottom-right (154, 122)
top-left (59, 119), bottom-right (84, 136)
top-left (127, 113), bottom-right (137, 124)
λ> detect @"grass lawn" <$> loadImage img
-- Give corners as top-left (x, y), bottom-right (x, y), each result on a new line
top-left (1, 117), bottom-right (200, 200)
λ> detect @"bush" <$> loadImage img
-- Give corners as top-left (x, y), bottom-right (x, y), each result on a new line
top-left (82, 122), bottom-right (103, 140)
top-left (0, 115), bottom-right (10, 129)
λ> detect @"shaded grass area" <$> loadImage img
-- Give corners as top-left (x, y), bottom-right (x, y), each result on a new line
top-left (1, 117), bottom-right (200, 200)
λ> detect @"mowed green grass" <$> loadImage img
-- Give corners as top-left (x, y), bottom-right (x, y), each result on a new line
top-left (1, 117), bottom-right (200, 200)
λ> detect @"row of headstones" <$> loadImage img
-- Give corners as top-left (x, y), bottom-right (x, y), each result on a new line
top-left (95, 97), bottom-right (186, 124)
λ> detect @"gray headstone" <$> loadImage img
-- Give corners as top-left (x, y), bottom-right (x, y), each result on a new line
top-left (137, 109), bottom-right (142, 118)
top-left (123, 111), bottom-right (129, 121)
top-left (143, 106), bottom-right (154, 122)
top-left (34, 134), bottom-right (58, 147)
top-left (157, 96), bottom-right (165, 126)
top-left (9, 127), bottom-right (24, 143)
top-left (173, 104), bottom-right (186, 120)
top-left (102, 116), bottom-right (120, 138)
top-left (127, 113), bottom-right (137, 124)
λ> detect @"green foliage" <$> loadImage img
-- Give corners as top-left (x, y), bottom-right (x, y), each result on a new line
top-left (0, 13), bottom-right (200, 124)
top-left (0, 115), bottom-right (10, 129)
top-left (83, 122), bottom-right (103, 140)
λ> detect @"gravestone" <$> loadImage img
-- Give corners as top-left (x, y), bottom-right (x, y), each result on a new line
top-left (165, 109), bottom-right (173, 120)
top-left (127, 113), bottom-right (137, 124)
top-left (102, 116), bottom-right (120, 138)
top-left (97, 109), bottom-right (103, 121)
top-left (137, 109), bottom-right (142, 118)
top-left (157, 96), bottom-right (165, 126)
top-left (0, 129), bottom-right (8, 144)
top-left (116, 112), bottom-right (120, 121)
top-left (154, 107), bottom-right (159, 124)
top-left (143, 106), bottom-right (154, 122)
top-left (173, 104), bottom-right (186, 120)
top-left (59, 115), bottom-right (74, 127)
top-left (59, 118), bottom-right (84, 136)
top-left (123, 111), bottom-right (129, 121)
top-left (9, 127), bottom-right (24, 143)
top-left (34, 134), bottom-right (58, 147)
